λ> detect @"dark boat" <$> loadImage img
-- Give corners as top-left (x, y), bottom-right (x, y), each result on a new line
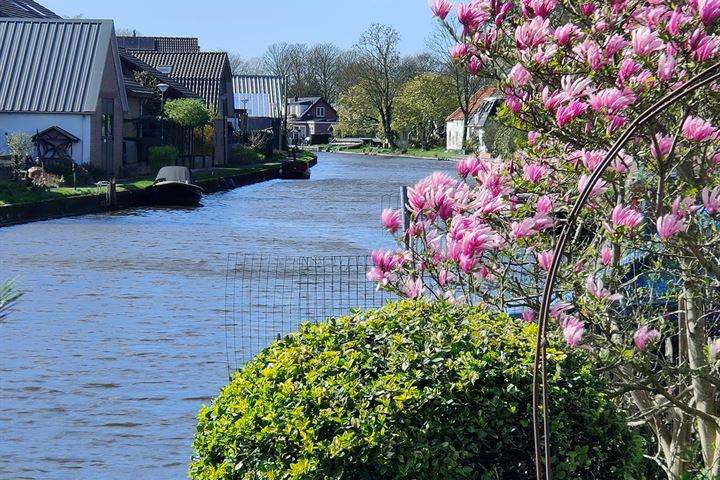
top-left (280, 160), bottom-right (311, 179)
top-left (143, 166), bottom-right (204, 206)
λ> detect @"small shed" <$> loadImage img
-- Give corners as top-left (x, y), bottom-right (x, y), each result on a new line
top-left (32, 126), bottom-right (80, 163)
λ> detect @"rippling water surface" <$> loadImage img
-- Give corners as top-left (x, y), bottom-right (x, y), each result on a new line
top-left (0, 153), bottom-right (456, 479)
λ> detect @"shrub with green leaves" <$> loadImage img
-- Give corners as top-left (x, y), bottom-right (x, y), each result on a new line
top-left (148, 145), bottom-right (178, 174)
top-left (191, 301), bottom-right (645, 479)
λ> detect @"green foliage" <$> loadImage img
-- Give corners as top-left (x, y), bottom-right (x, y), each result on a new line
top-left (0, 279), bottom-right (21, 322)
top-left (148, 145), bottom-right (178, 174)
top-left (482, 106), bottom-right (523, 159)
top-left (393, 72), bottom-right (456, 147)
top-left (191, 301), bottom-right (645, 479)
top-left (336, 83), bottom-right (381, 138)
top-left (5, 132), bottom-right (33, 182)
top-left (229, 146), bottom-right (262, 165)
top-left (164, 99), bottom-right (213, 129)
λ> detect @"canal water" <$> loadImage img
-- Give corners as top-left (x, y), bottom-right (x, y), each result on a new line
top-left (0, 152), bottom-right (457, 479)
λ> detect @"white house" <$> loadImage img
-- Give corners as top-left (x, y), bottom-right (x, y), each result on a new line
top-left (446, 86), bottom-right (501, 152)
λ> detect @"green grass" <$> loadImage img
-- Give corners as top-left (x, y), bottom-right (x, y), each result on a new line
top-left (329, 144), bottom-right (451, 159)
top-left (0, 183), bottom-right (98, 206)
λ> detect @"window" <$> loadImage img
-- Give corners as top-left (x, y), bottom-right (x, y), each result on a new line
top-left (316, 106), bottom-right (325, 118)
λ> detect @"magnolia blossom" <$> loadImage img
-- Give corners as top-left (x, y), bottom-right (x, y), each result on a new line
top-left (631, 26), bottom-right (665, 55)
top-left (515, 16), bottom-right (550, 50)
top-left (508, 63), bottom-right (532, 87)
top-left (523, 163), bottom-right (546, 183)
top-left (578, 174), bottom-right (608, 198)
top-left (522, 309), bottom-right (536, 322)
top-left (656, 213), bottom-right (686, 240)
top-left (710, 338), bottom-right (720, 360)
top-left (702, 186), bottom-right (720, 214)
top-left (381, 208), bottom-right (402, 233)
top-left (611, 204), bottom-right (644, 229)
top-left (556, 100), bottom-right (588, 126)
top-left (510, 218), bottom-right (538, 238)
top-left (554, 23), bottom-right (582, 46)
top-left (367, 249), bottom-right (402, 285)
top-left (633, 326), bottom-right (661, 351)
top-left (580, 2), bottom-right (596, 15)
top-left (682, 115), bottom-right (718, 142)
top-left (650, 133), bottom-right (673, 159)
top-left (657, 53), bottom-right (676, 81)
top-left (403, 276), bottom-right (424, 299)
top-left (561, 316), bottom-right (585, 347)
top-left (585, 275), bottom-right (623, 302)
top-left (527, 131), bottom-right (541, 146)
top-left (699, 0), bottom-right (720, 26)
top-left (588, 88), bottom-right (637, 113)
top-left (537, 249), bottom-right (554, 271)
top-left (600, 247), bottom-right (613, 266)
top-left (457, 3), bottom-right (487, 33)
top-left (429, 0), bottom-right (453, 20)
top-left (457, 156), bottom-right (483, 177)
top-left (536, 195), bottom-right (554, 214)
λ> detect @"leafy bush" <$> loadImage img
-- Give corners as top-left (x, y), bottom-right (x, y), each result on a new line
top-left (149, 145), bottom-right (178, 174)
top-left (229, 145), bottom-right (262, 165)
top-left (191, 301), bottom-right (645, 479)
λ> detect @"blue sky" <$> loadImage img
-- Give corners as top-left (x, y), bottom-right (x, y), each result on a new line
top-left (40, 1), bottom-right (438, 59)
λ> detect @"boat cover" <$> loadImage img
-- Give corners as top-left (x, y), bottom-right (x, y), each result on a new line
top-left (155, 166), bottom-right (193, 184)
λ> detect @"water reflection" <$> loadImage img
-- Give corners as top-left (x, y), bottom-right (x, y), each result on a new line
top-left (0, 152), bottom-right (457, 479)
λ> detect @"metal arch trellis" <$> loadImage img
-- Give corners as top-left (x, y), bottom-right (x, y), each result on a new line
top-left (533, 61), bottom-right (720, 480)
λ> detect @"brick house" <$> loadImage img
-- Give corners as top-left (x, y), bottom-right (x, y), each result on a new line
top-left (287, 97), bottom-right (338, 145)
top-left (0, 18), bottom-right (128, 177)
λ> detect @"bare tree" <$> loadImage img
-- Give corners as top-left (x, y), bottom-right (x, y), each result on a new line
top-left (227, 52), bottom-right (266, 75)
top-left (351, 24), bottom-right (404, 149)
top-left (306, 43), bottom-right (343, 104)
top-left (425, 23), bottom-right (489, 150)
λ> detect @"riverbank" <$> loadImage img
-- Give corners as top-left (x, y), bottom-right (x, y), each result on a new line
top-left (326, 148), bottom-right (462, 162)
top-left (0, 157), bottom-right (317, 227)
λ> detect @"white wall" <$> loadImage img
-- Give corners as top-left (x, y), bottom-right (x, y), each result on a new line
top-left (0, 113), bottom-right (92, 163)
top-left (446, 119), bottom-right (464, 150)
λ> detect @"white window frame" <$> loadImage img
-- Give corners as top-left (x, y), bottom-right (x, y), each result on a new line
top-left (316, 106), bottom-right (325, 118)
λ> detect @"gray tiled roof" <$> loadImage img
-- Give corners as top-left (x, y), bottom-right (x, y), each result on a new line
top-left (131, 51), bottom-right (230, 110)
top-left (0, 0), bottom-right (59, 18)
top-left (0, 18), bottom-right (125, 113)
top-left (118, 36), bottom-right (200, 53)
top-left (119, 50), bottom-right (201, 100)
top-left (232, 75), bottom-right (284, 119)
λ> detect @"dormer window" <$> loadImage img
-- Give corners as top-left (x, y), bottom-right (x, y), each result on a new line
top-left (316, 106), bottom-right (325, 118)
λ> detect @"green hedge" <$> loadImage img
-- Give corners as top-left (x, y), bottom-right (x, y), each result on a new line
top-left (149, 145), bottom-right (178, 174)
top-left (191, 301), bottom-right (645, 479)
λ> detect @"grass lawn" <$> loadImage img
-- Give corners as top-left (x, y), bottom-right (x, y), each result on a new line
top-left (0, 183), bottom-right (98, 206)
top-left (329, 144), bottom-right (453, 159)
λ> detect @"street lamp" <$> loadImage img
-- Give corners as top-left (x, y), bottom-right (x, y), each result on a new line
top-left (157, 83), bottom-right (169, 144)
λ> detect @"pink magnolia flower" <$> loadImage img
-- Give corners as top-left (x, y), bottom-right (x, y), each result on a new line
top-left (451, 42), bottom-right (474, 60)
top-left (672, 196), bottom-right (699, 218)
top-left (585, 275), bottom-right (623, 302)
top-left (537, 249), bottom-right (554, 271)
top-left (528, 130), bottom-right (541, 146)
top-left (381, 208), bottom-right (402, 233)
top-left (607, 115), bottom-right (628, 133)
top-left (633, 326), bottom-right (661, 351)
top-left (656, 213), bottom-right (686, 240)
top-left (609, 151), bottom-right (634, 174)
top-left (702, 186), bottom-right (720, 214)
top-left (581, 149), bottom-right (606, 172)
top-left (510, 218), bottom-right (538, 238)
top-left (561, 316), bottom-right (585, 347)
top-left (575, 40), bottom-right (604, 70)
top-left (467, 55), bottom-right (485, 74)
top-left (617, 58), bottom-right (642, 85)
top-left (457, 3), bottom-right (488, 33)
top-left (710, 338), bottom-right (720, 360)
top-left (523, 163), bottom-right (546, 183)
top-left (600, 247), bottom-right (613, 266)
top-left (588, 88), bottom-right (637, 113)
top-left (549, 302), bottom-right (573, 319)
top-left (522, 309), bottom-right (536, 322)
top-left (689, 28), bottom-right (720, 62)
top-left (536, 195), bottom-right (554, 214)
top-left (657, 53), bottom-right (676, 81)
top-left (430, 0), bottom-right (453, 20)
top-left (604, 34), bottom-right (628, 56)
top-left (698, 0), bottom-right (720, 26)
top-left (403, 276), bottom-right (424, 299)
top-left (515, 16), bottom-right (550, 50)
top-left (541, 87), bottom-right (568, 111)
top-left (457, 156), bottom-right (483, 177)
top-left (554, 23), bottom-right (582, 47)
top-left (525, 0), bottom-right (557, 18)
top-left (580, 3), bottom-right (596, 16)
top-left (650, 133), bottom-right (673, 159)
top-left (556, 100), bottom-right (588, 127)
top-left (368, 249), bottom-right (402, 285)
top-left (578, 174), bottom-right (607, 198)
top-left (561, 75), bottom-right (593, 98)
top-left (611, 204), bottom-right (644, 229)
top-left (508, 63), bottom-right (532, 87)
top-left (631, 26), bottom-right (665, 56)
top-left (682, 115), bottom-right (718, 142)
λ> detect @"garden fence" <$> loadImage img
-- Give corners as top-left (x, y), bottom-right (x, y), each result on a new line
top-left (224, 254), bottom-right (394, 377)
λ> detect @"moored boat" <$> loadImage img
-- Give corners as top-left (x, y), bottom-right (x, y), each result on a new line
top-left (143, 166), bottom-right (204, 206)
top-left (280, 160), bottom-right (311, 180)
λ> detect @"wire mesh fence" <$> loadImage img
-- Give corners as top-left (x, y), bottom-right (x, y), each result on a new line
top-left (224, 254), bottom-right (394, 377)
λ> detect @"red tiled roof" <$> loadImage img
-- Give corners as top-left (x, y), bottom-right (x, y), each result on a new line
top-left (446, 85), bottom-right (499, 121)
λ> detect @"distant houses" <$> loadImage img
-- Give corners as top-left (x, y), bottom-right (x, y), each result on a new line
top-left (287, 97), bottom-right (338, 145)
top-left (446, 86), bottom-right (501, 152)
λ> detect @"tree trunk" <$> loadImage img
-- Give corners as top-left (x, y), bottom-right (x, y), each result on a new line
top-left (682, 262), bottom-right (718, 472)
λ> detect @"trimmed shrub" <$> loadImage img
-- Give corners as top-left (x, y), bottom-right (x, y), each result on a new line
top-left (149, 145), bottom-right (178, 174)
top-left (191, 301), bottom-right (645, 479)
